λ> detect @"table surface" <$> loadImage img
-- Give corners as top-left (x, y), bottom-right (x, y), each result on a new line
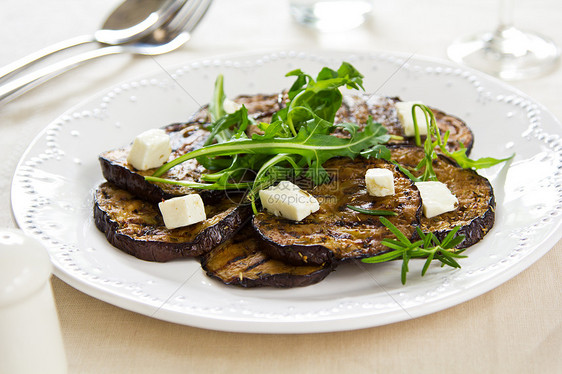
top-left (1, 1), bottom-right (561, 373)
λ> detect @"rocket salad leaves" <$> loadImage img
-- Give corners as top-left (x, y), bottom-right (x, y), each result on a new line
top-left (148, 62), bottom-right (391, 213)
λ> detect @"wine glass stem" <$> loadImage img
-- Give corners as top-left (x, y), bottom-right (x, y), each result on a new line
top-left (498, 0), bottom-right (514, 29)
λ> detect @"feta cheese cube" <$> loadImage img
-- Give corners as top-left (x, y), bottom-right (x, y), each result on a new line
top-left (365, 168), bottom-right (395, 197)
top-left (415, 181), bottom-right (458, 218)
top-left (127, 129), bottom-right (172, 171)
top-left (259, 181), bottom-right (320, 221)
top-left (158, 194), bottom-right (206, 229)
top-left (395, 101), bottom-right (429, 137)
top-left (223, 98), bottom-right (242, 114)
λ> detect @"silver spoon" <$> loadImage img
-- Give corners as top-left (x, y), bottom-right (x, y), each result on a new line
top-left (0, 0), bottom-right (187, 82)
top-left (0, 0), bottom-right (212, 103)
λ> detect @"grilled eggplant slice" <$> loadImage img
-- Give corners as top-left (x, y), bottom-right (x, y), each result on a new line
top-left (390, 146), bottom-right (495, 248)
top-left (202, 225), bottom-right (333, 288)
top-left (94, 182), bottom-right (251, 262)
top-left (252, 157), bottom-right (422, 266)
top-left (335, 95), bottom-right (474, 153)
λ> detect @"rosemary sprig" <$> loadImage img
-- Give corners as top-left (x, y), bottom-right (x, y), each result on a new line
top-left (346, 205), bottom-right (397, 216)
top-left (362, 217), bottom-right (467, 284)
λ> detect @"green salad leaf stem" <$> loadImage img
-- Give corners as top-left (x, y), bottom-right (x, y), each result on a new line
top-left (209, 73), bottom-right (226, 123)
top-left (410, 104), bottom-right (514, 181)
top-left (143, 176), bottom-right (252, 190)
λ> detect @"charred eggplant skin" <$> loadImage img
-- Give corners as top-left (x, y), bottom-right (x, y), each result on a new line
top-left (255, 235), bottom-right (335, 268)
top-left (252, 157), bottom-right (422, 266)
top-left (201, 226), bottom-right (334, 288)
top-left (99, 152), bottom-right (180, 204)
top-left (451, 204), bottom-right (495, 249)
top-left (93, 183), bottom-right (251, 262)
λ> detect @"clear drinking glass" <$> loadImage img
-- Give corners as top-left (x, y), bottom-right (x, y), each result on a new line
top-left (447, 0), bottom-right (560, 80)
top-left (289, 0), bottom-right (373, 31)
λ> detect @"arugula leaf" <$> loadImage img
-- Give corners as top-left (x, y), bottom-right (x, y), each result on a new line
top-left (284, 62), bottom-right (365, 136)
top-left (441, 143), bottom-right (514, 169)
top-left (335, 62), bottom-right (365, 90)
top-left (286, 62), bottom-right (364, 99)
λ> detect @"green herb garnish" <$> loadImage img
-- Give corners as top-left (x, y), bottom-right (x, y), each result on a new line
top-left (409, 104), bottom-right (513, 181)
top-left (346, 205), bottom-right (397, 216)
top-left (149, 63), bottom-right (391, 213)
top-left (362, 217), bottom-right (467, 284)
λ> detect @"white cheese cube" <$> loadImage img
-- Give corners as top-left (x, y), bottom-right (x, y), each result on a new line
top-left (158, 194), bottom-right (206, 229)
top-left (127, 129), bottom-right (172, 170)
top-left (415, 181), bottom-right (458, 218)
top-left (259, 181), bottom-right (320, 221)
top-left (223, 98), bottom-right (242, 114)
top-left (395, 101), bottom-right (429, 137)
top-left (365, 168), bottom-right (395, 197)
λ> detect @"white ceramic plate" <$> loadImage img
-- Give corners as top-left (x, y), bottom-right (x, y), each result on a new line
top-left (11, 51), bottom-right (562, 333)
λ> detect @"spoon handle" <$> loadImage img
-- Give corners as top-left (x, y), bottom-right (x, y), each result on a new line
top-left (0, 45), bottom-right (125, 104)
top-left (0, 35), bottom-right (96, 83)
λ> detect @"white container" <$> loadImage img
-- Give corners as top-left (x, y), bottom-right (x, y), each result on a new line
top-left (289, 0), bottom-right (373, 31)
top-left (0, 228), bottom-right (67, 374)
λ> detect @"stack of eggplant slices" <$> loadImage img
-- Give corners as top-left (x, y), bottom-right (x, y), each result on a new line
top-left (94, 63), bottom-right (509, 287)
